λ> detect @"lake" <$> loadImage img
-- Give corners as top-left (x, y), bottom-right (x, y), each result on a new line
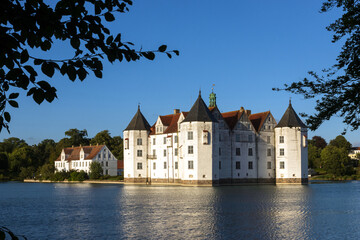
top-left (1, 181), bottom-right (360, 239)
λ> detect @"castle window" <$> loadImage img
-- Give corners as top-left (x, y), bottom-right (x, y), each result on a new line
top-left (219, 133), bottom-right (222, 142)
top-left (235, 134), bottom-right (240, 142)
top-left (153, 162), bottom-right (156, 170)
top-left (188, 146), bottom-right (194, 154)
top-left (219, 161), bottom-right (222, 169)
top-left (153, 149), bottom-right (156, 157)
top-left (188, 131), bottom-right (193, 140)
top-left (280, 161), bottom-right (285, 169)
top-left (137, 138), bottom-right (142, 145)
top-left (125, 139), bottom-right (129, 149)
top-left (164, 162), bottom-right (167, 169)
top-left (267, 161), bottom-right (271, 169)
top-left (267, 136), bottom-right (271, 143)
top-left (137, 150), bottom-right (142, 157)
top-left (174, 136), bottom-right (178, 143)
top-left (105, 170), bottom-right (108, 175)
top-left (248, 148), bottom-right (253, 156)
top-left (279, 136), bottom-right (284, 143)
top-left (248, 135), bottom-right (253, 142)
top-left (188, 161), bottom-right (194, 169)
top-left (236, 161), bottom-right (241, 169)
top-left (174, 148), bottom-right (178, 156)
top-left (219, 148), bottom-right (222, 156)
top-left (153, 138), bottom-right (156, 145)
top-left (108, 153), bottom-right (111, 159)
top-left (106, 161), bottom-right (108, 167)
top-left (163, 137), bottom-right (166, 144)
top-left (303, 135), bottom-right (307, 147)
top-left (248, 161), bottom-right (253, 169)
top-left (267, 148), bottom-right (271, 156)
top-left (137, 162), bottom-right (142, 170)
top-left (236, 148), bottom-right (241, 156)
top-left (163, 149), bottom-right (166, 157)
top-left (202, 131), bottom-right (209, 144)
top-left (280, 148), bottom-right (284, 156)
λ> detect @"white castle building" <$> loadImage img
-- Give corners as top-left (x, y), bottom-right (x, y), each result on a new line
top-left (123, 91), bottom-right (308, 185)
top-left (55, 145), bottom-right (118, 176)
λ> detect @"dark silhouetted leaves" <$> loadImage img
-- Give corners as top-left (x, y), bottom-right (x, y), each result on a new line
top-left (71, 37), bottom-right (80, 49)
top-left (20, 50), bottom-right (29, 64)
top-left (105, 12), bottom-right (115, 21)
top-left (8, 101), bottom-right (18, 108)
top-left (41, 62), bottom-right (55, 78)
top-left (33, 89), bottom-right (45, 104)
top-left (158, 45), bottom-right (167, 52)
top-left (4, 112), bottom-right (10, 122)
top-left (142, 52), bottom-right (155, 60)
top-left (9, 93), bottom-right (19, 99)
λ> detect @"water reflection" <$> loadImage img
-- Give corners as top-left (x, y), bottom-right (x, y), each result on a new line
top-left (1, 182), bottom-right (360, 239)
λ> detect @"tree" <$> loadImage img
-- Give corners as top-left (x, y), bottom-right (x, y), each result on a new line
top-left (0, 0), bottom-right (179, 133)
top-left (308, 144), bottom-right (322, 169)
top-left (112, 136), bottom-right (123, 160)
top-left (329, 135), bottom-right (352, 151)
top-left (274, 1), bottom-right (360, 133)
top-left (0, 137), bottom-right (27, 153)
top-left (65, 128), bottom-right (89, 146)
top-left (91, 130), bottom-right (113, 147)
top-left (0, 152), bottom-right (8, 171)
top-left (321, 145), bottom-right (353, 176)
top-left (309, 136), bottom-right (327, 149)
top-left (8, 146), bottom-right (34, 174)
top-left (38, 163), bottom-right (55, 180)
top-left (89, 161), bottom-right (103, 179)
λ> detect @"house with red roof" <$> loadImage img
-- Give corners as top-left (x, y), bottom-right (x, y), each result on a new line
top-left (123, 91), bottom-right (308, 185)
top-left (55, 144), bottom-right (118, 176)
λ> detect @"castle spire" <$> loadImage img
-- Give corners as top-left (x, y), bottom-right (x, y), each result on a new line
top-left (209, 84), bottom-right (216, 107)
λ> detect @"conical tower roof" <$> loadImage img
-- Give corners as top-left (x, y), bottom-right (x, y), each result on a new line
top-left (183, 91), bottom-right (217, 123)
top-left (124, 106), bottom-right (151, 131)
top-left (275, 101), bottom-right (306, 128)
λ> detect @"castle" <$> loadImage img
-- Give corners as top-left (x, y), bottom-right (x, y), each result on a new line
top-left (123, 91), bottom-right (308, 185)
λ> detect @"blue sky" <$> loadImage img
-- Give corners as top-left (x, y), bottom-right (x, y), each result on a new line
top-left (2, 0), bottom-right (359, 146)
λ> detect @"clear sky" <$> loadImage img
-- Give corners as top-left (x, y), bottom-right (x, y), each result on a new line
top-left (2, 0), bottom-right (359, 146)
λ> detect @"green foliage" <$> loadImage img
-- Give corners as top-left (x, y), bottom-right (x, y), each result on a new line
top-left (89, 162), bottom-right (103, 179)
top-left (308, 136), bottom-right (327, 149)
top-left (0, 0), bottom-right (179, 133)
top-left (0, 152), bottom-right (8, 171)
top-left (39, 163), bottom-right (55, 180)
top-left (329, 135), bottom-right (352, 151)
top-left (308, 144), bottom-right (322, 169)
top-left (8, 146), bottom-right (34, 174)
top-left (19, 166), bottom-right (36, 179)
top-left (69, 170), bottom-right (88, 181)
top-left (274, 0), bottom-right (360, 133)
top-left (91, 130), bottom-right (123, 160)
top-left (321, 145), bottom-right (354, 176)
top-left (65, 129), bottom-right (90, 146)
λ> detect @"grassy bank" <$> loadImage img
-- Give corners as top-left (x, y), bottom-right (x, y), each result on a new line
top-left (311, 174), bottom-right (360, 181)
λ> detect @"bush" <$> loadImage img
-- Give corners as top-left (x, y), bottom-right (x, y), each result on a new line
top-left (89, 162), bottom-right (103, 179)
top-left (69, 170), bottom-right (88, 181)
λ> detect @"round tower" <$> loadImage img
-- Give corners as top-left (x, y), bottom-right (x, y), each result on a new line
top-left (123, 105), bottom-right (151, 183)
top-left (274, 101), bottom-right (308, 184)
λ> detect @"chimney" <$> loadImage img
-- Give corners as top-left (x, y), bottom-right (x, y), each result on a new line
top-left (245, 109), bottom-right (251, 115)
top-left (240, 106), bottom-right (244, 112)
top-left (173, 109), bottom-right (180, 114)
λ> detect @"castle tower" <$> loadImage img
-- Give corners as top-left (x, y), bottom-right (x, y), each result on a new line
top-left (274, 101), bottom-right (308, 184)
top-left (123, 106), bottom-right (151, 183)
top-left (179, 91), bottom-right (218, 185)
top-left (209, 89), bottom-right (216, 107)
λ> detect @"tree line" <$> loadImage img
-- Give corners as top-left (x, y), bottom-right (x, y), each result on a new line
top-left (0, 129), bottom-right (123, 180)
top-left (308, 135), bottom-right (358, 179)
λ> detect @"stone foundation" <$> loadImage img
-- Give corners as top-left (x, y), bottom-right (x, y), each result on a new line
top-left (181, 180), bottom-right (219, 185)
top-left (124, 178), bottom-right (147, 183)
top-left (276, 178), bottom-right (308, 184)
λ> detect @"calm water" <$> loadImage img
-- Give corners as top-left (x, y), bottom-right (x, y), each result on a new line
top-left (1, 181), bottom-right (360, 239)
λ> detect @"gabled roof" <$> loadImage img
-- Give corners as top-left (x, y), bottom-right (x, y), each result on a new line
top-left (249, 111), bottom-right (270, 132)
top-left (124, 106), bottom-right (151, 131)
top-left (183, 93), bottom-right (217, 123)
top-left (221, 110), bottom-right (244, 130)
top-left (164, 113), bottom-right (181, 133)
top-left (150, 112), bottom-right (188, 135)
top-left (276, 102), bottom-right (306, 128)
top-left (159, 115), bottom-right (173, 126)
top-left (55, 145), bottom-right (105, 161)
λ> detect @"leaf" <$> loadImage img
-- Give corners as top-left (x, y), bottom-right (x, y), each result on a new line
top-left (23, 65), bottom-right (38, 76)
top-left (20, 49), bottom-right (29, 64)
top-left (77, 68), bottom-right (87, 81)
top-left (158, 45), bottom-right (167, 52)
top-left (142, 52), bottom-right (155, 60)
top-left (34, 59), bottom-right (44, 65)
top-left (9, 100), bottom-right (19, 108)
top-left (70, 37), bottom-right (80, 49)
top-left (67, 65), bottom-right (77, 81)
top-left (94, 70), bottom-right (102, 78)
top-left (9, 93), bottom-right (19, 99)
top-left (33, 89), bottom-right (45, 104)
top-left (4, 112), bottom-right (10, 122)
top-left (37, 81), bottom-right (51, 90)
top-left (104, 12), bottom-right (115, 22)
top-left (114, 33), bottom-right (121, 42)
top-left (166, 53), bottom-right (172, 58)
top-left (41, 62), bottom-right (55, 78)
top-left (173, 50), bottom-right (179, 56)
top-left (60, 63), bottom-right (68, 75)
top-left (106, 36), bottom-right (113, 45)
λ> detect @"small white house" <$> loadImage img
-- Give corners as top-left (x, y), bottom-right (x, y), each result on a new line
top-left (54, 145), bottom-right (118, 176)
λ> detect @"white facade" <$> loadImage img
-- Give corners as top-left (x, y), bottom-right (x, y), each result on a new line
top-left (124, 94), bottom-right (308, 185)
top-left (54, 145), bottom-right (118, 176)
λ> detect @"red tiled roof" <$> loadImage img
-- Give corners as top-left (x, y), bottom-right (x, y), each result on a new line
top-left (221, 110), bottom-right (244, 130)
top-left (150, 112), bottom-right (189, 135)
top-left (55, 145), bottom-right (105, 162)
top-left (164, 113), bottom-right (181, 134)
top-left (249, 111), bottom-right (270, 132)
top-left (159, 115), bottom-right (173, 126)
